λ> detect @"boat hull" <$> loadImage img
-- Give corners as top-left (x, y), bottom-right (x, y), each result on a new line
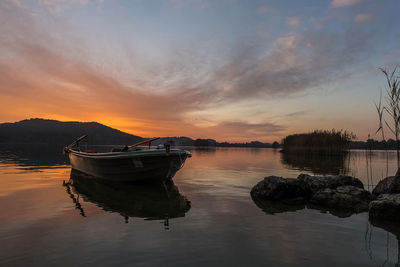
top-left (68, 149), bottom-right (190, 182)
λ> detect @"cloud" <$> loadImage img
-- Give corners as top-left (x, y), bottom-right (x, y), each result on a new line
top-left (206, 121), bottom-right (286, 141)
top-left (284, 110), bottom-right (308, 118)
top-left (200, 18), bottom-right (378, 104)
top-left (37, 0), bottom-right (90, 12)
top-left (0, 2), bottom-right (199, 128)
top-left (331, 0), bottom-right (361, 8)
top-left (354, 13), bottom-right (372, 23)
top-left (286, 17), bottom-right (301, 27)
top-left (0, 1), bottom-right (286, 141)
top-left (2, 0), bottom-right (375, 119)
top-left (9, 0), bottom-right (22, 7)
top-left (256, 6), bottom-right (270, 15)
top-left (169, 0), bottom-right (210, 9)
top-left (0, 0), bottom-right (394, 141)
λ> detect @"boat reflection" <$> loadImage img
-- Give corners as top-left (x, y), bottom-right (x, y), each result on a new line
top-left (63, 170), bottom-right (191, 228)
top-left (281, 151), bottom-right (349, 176)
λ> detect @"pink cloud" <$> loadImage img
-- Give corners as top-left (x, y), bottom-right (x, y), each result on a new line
top-left (256, 6), bottom-right (270, 15)
top-left (354, 13), bottom-right (372, 23)
top-left (331, 0), bottom-right (361, 8)
top-left (286, 17), bottom-right (301, 27)
top-left (37, 0), bottom-right (89, 12)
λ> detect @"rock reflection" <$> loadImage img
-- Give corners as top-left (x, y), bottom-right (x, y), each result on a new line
top-left (251, 195), bottom-right (364, 218)
top-left (281, 152), bottom-right (349, 175)
top-left (368, 218), bottom-right (400, 266)
top-left (306, 203), bottom-right (363, 218)
top-left (251, 197), bottom-right (306, 215)
top-left (252, 195), bottom-right (400, 265)
top-left (63, 170), bottom-right (191, 228)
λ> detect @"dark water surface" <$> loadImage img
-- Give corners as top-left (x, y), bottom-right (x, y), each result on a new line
top-left (0, 146), bottom-right (399, 266)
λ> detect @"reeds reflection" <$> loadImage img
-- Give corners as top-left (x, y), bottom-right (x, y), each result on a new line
top-left (63, 170), bottom-right (191, 228)
top-left (281, 151), bottom-right (349, 176)
top-left (368, 218), bottom-right (400, 266)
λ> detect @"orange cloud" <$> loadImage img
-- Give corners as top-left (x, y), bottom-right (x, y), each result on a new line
top-left (0, 38), bottom-right (284, 141)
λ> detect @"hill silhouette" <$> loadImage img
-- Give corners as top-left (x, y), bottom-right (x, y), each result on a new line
top-left (0, 118), bottom-right (143, 145)
top-left (0, 118), bottom-right (276, 148)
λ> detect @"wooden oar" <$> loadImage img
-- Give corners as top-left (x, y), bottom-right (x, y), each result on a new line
top-left (63, 135), bottom-right (88, 154)
top-left (127, 137), bottom-right (160, 150)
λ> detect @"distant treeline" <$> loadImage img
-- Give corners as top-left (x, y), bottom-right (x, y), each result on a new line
top-left (349, 139), bottom-right (400, 150)
top-left (282, 130), bottom-right (353, 154)
top-left (157, 137), bottom-right (280, 148)
top-left (216, 141), bottom-right (280, 148)
top-left (3, 119), bottom-right (397, 151)
top-left (0, 119), bottom-right (279, 149)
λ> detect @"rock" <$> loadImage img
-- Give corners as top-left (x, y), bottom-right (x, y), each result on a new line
top-left (369, 194), bottom-right (400, 221)
top-left (297, 174), bottom-right (364, 196)
top-left (250, 176), bottom-right (307, 201)
top-left (251, 174), bottom-right (370, 218)
top-left (309, 185), bottom-right (374, 212)
top-left (372, 175), bottom-right (400, 196)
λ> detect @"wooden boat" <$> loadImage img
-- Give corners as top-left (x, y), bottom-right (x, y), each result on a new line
top-left (63, 135), bottom-right (191, 182)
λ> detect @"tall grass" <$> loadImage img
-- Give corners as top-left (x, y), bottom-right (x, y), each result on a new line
top-left (281, 129), bottom-right (354, 155)
top-left (375, 65), bottom-right (400, 167)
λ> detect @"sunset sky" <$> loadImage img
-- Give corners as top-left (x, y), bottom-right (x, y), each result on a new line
top-left (0, 0), bottom-right (399, 142)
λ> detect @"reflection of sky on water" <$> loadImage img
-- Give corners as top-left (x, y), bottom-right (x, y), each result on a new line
top-left (0, 147), bottom-right (399, 266)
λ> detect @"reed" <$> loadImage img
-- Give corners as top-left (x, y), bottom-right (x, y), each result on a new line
top-left (281, 129), bottom-right (354, 155)
top-left (375, 65), bottom-right (400, 167)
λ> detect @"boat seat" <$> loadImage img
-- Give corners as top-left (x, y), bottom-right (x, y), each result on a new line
top-left (111, 146), bottom-right (133, 152)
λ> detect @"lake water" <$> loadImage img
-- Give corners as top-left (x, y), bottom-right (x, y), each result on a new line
top-left (0, 146), bottom-right (399, 266)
